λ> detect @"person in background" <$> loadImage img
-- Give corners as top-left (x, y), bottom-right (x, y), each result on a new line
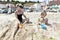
top-left (7, 6), bottom-right (12, 14)
top-left (11, 4), bottom-right (16, 13)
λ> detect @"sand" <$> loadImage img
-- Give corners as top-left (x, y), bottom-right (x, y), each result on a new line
top-left (0, 12), bottom-right (60, 40)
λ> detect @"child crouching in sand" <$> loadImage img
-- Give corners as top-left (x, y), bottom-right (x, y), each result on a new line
top-left (37, 11), bottom-right (53, 38)
top-left (38, 11), bottom-right (51, 30)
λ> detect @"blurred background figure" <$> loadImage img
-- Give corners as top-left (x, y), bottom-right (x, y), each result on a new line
top-left (7, 4), bottom-right (16, 14)
top-left (7, 6), bottom-right (11, 14)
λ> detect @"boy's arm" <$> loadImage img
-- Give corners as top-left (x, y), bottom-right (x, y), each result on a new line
top-left (45, 18), bottom-right (48, 25)
top-left (45, 18), bottom-right (52, 26)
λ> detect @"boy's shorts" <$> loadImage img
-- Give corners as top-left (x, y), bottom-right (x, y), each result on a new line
top-left (40, 23), bottom-right (47, 30)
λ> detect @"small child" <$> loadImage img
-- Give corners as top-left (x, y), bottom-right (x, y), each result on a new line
top-left (38, 11), bottom-right (51, 30)
top-left (38, 11), bottom-right (52, 38)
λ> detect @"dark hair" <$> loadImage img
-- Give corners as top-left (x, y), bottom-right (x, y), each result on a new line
top-left (41, 10), bottom-right (47, 16)
top-left (17, 5), bottom-right (23, 8)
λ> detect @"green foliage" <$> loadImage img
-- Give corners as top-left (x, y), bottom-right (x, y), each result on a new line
top-left (7, 0), bottom-right (9, 2)
top-left (13, 1), bottom-right (20, 5)
top-left (13, 1), bottom-right (41, 6)
top-left (37, 1), bottom-right (39, 3)
top-left (25, 1), bottom-right (27, 3)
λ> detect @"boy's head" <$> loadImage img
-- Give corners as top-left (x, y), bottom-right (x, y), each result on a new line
top-left (41, 11), bottom-right (47, 18)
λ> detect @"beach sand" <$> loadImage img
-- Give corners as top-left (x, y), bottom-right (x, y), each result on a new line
top-left (0, 12), bottom-right (60, 40)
